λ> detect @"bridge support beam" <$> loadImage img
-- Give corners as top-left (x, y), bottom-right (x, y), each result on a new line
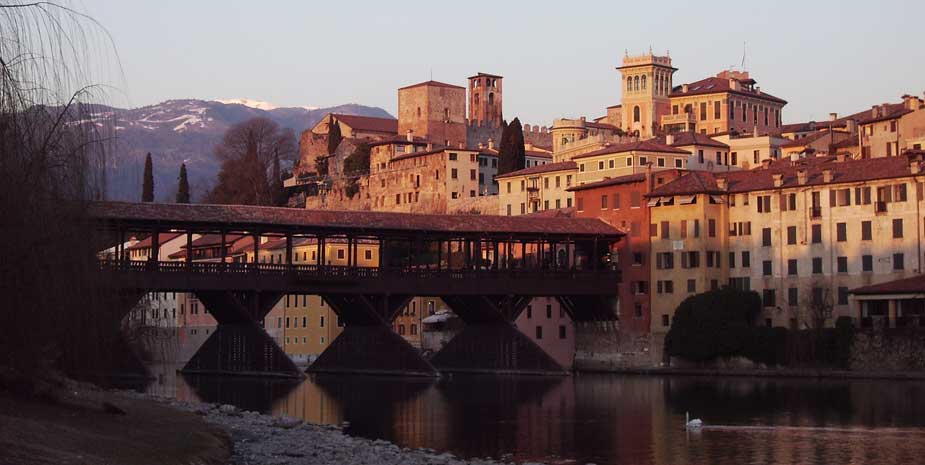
top-left (432, 296), bottom-right (567, 375)
top-left (309, 294), bottom-right (438, 376)
top-left (183, 291), bottom-right (301, 377)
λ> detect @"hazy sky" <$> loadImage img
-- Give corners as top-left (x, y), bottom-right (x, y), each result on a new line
top-left (83, 0), bottom-right (925, 126)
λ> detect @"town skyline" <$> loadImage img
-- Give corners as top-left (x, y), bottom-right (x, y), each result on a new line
top-left (84, 0), bottom-right (925, 126)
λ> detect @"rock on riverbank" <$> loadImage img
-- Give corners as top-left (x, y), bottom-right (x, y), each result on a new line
top-left (136, 394), bottom-right (535, 465)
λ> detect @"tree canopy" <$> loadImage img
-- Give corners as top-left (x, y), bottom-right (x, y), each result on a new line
top-left (664, 288), bottom-right (762, 363)
top-left (141, 153), bottom-right (154, 202)
top-left (176, 162), bottom-right (190, 203)
top-left (206, 117), bottom-right (295, 206)
top-left (497, 117), bottom-right (525, 175)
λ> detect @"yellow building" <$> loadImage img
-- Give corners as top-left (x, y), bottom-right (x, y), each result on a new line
top-left (647, 152), bottom-right (925, 333)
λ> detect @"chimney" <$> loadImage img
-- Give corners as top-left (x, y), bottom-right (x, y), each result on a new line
top-left (406, 129), bottom-right (414, 142)
top-left (488, 137), bottom-right (495, 150)
top-left (716, 177), bottom-right (728, 191)
top-left (822, 169), bottom-right (833, 183)
top-left (762, 158), bottom-right (773, 169)
top-left (872, 105), bottom-right (879, 118)
top-left (458, 141), bottom-right (464, 149)
top-left (478, 142), bottom-right (484, 149)
top-left (728, 79), bottom-right (738, 91)
top-left (580, 116), bottom-right (586, 122)
top-left (755, 86), bottom-right (761, 94)
top-left (665, 134), bottom-right (674, 145)
top-left (773, 173), bottom-right (784, 187)
top-left (790, 152), bottom-right (800, 164)
top-left (797, 169), bottom-right (808, 185)
top-left (912, 160), bottom-right (922, 175)
top-left (904, 94), bottom-right (923, 111)
top-left (836, 153), bottom-right (848, 162)
top-left (829, 112), bottom-right (838, 122)
top-left (845, 118), bottom-right (857, 134)
top-left (682, 84), bottom-right (689, 93)
top-left (426, 142), bottom-right (433, 151)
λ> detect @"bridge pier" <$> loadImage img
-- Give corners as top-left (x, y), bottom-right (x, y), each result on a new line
top-left (183, 291), bottom-right (302, 377)
top-left (309, 294), bottom-right (438, 376)
top-left (432, 296), bottom-right (567, 375)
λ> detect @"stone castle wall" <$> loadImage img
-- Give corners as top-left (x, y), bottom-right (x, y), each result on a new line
top-left (466, 121), bottom-right (552, 149)
top-left (573, 322), bottom-right (662, 370)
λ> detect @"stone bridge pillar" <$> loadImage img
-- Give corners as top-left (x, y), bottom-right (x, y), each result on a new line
top-left (431, 295), bottom-right (568, 375)
top-left (183, 291), bottom-right (301, 377)
top-left (308, 294), bottom-right (438, 376)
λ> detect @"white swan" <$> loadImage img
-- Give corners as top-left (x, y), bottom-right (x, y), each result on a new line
top-left (686, 412), bottom-right (703, 429)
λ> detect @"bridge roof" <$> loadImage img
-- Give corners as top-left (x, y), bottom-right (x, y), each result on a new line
top-left (89, 201), bottom-right (624, 240)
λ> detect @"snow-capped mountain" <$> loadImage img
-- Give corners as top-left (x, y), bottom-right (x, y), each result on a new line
top-left (67, 99), bottom-right (392, 201)
top-left (215, 98), bottom-right (319, 111)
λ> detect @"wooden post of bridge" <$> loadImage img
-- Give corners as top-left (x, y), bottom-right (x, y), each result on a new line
top-left (186, 230), bottom-right (193, 268)
top-left (253, 232), bottom-right (260, 269)
top-left (219, 230), bottom-right (227, 268)
top-left (285, 233), bottom-right (293, 269)
top-left (150, 229), bottom-right (160, 269)
top-left (346, 235), bottom-right (353, 268)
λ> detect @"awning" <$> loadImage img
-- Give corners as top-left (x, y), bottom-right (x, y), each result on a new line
top-left (710, 195), bottom-right (725, 204)
top-left (679, 195), bottom-right (697, 205)
top-left (647, 198), bottom-right (660, 207)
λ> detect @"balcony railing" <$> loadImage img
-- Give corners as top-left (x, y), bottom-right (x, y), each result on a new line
top-left (661, 113), bottom-right (697, 125)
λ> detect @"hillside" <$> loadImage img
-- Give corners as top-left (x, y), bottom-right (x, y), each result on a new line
top-left (75, 99), bottom-right (392, 201)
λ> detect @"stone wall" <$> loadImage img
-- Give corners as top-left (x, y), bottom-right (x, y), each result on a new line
top-left (297, 130), bottom-right (328, 176)
top-left (573, 322), bottom-right (661, 370)
top-left (851, 329), bottom-right (925, 371)
top-left (447, 194), bottom-right (499, 215)
top-left (466, 121), bottom-right (552, 151)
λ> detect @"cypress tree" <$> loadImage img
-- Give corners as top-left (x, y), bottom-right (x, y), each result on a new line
top-left (497, 117), bottom-right (526, 175)
top-left (142, 152), bottom-right (154, 202)
top-left (270, 152), bottom-right (285, 206)
top-left (176, 163), bottom-right (190, 203)
top-left (327, 115), bottom-right (342, 155)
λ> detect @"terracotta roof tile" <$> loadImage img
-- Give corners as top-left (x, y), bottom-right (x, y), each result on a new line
top-left (398, 80), bottom-right (465, 91)
top-left (567, 173), bottom-right (647, 192)
top-left (332, 114), bottom-right (398, 134)
top-left (495, 161), bottom-right (577, 179)
top-left (670, 76), bottom-right (787, 104)
top-left (653, 132), bottom-right (729, 149)
top-left (649, 155), bottom-right (920, 197)
top-left (89, 201), bottom-right (621, 238)
top-left (571, 140), bottom-right (691, 160)
top-left (852, 275), bottom-right (925, 295)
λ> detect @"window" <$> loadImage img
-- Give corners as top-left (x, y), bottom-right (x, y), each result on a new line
top-left (662, 221), bottom-right (670, 239)
top-left (862, 254), bottom-right (873, 272)
top-left (714, 101), bottom-right (721, 119)
top-left (788, 287), bottom-right (798, 307)
top-left (656, 252), bottom-right (674, 269)
top-left (811, 224), bottom-right (822, 243)
top-left (762, 228), bottom-right (772, 246)
top-left (836, 223), bottom-right (847, 242)
top-left (681, 251), bottom-right (700, 268)
top-left (893, 218), bottom-right (903, 238)
top-left (601, 195), bottom-right (608, 209)
top-left (451, 168), bottom-right (458, 179)
top-left (763, 260), bottom-right (773, 276)
top-left (662, 315), bottom-right (670, 327)
top-left (708, 219), bottom-right (716, 237)
top-left (526, 305), bottom-right (532, 319)
top-left (700, 102), bottom-right (707, 120)
top-left (559, 325), bottom-right (567, 339)
top-left (613, 193), bottom-right (621, 209)
top-left (742, 251), bottom-right (750, 267)
top-left (837, 256), bottom-right (848, 273)
top-left (630, 191), bottom-right (641, 207)
top-left (546, 304), bottom-right (553, 319)
top-left (763, 289), bottom-right (776, 307)
top-left (894, 253), bottom-right (905, 270)
top-left (838, 287), bottom-right (849, 306)
top-left (787, 226), bottom-right (797, 245)
top-left (577, 198), bottom-right (584, 211)
top-left (787, 259), bottom-right (798, 276)
top-left (757, 195), bottom-right (772, 213)
top-left (449, 152), bottom-right (457, 161)
top-left (633, 105), bottom-right (640, 122)
top-left (812, 257), bottom-right (823, 274)
top-left (729, 252), bottom-right (736, 268)
top-left (687, 279), bottom-right (696, 293)
top-left (675, 159), bottom-right (683, 168)
top-left (861, 221), bottom-right (872, 240)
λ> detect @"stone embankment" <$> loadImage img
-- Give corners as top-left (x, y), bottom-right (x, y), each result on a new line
top-left (133, 392), bottom-right (538, 465)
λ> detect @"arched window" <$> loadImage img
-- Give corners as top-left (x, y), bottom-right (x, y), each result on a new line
top-left (641, 75), bottom-right (647, 90)
top-left (627, 77), bottom-right (632, 92)
top-left (443, 108), bottom-right (449, 120)
top-left (634, 76), bottom-right (640, 91)
top-left (633, 105), bottom-right (641, 123)
top-left (488, 92), bottom-right (494, 105)
top-left (474, 93), bottom-right (479, 104)
top-left (417, 107), bottom-right (421, 118)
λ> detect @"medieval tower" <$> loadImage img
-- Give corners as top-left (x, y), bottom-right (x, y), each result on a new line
top-left (617, 51), bottom-right (676, 138)
top-left (467, 72), bottom-right (503, 128)
top-left (397, 80), bottom-right (468, 148)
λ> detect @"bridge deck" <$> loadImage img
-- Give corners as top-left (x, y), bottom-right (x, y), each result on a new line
top-left (101, 261), bottom-right (620, 296)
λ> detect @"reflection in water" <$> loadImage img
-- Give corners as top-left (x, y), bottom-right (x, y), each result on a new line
top-left (142, 368), bottom-right (925, 465)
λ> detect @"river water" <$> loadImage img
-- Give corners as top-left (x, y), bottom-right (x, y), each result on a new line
top-left (137, 363), bottom-right (925, 465)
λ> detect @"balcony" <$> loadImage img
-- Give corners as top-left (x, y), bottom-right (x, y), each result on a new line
top-left (661, 113), bottom-right (697, 125)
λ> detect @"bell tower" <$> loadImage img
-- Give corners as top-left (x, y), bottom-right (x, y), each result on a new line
top-left (467, 73), bottom-right (503, 128)
top-left (617, 51), bottom-right (676, 138)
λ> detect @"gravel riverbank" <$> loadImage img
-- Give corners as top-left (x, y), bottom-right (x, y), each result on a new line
top-left (132, 392), bottom-right (543, 465)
